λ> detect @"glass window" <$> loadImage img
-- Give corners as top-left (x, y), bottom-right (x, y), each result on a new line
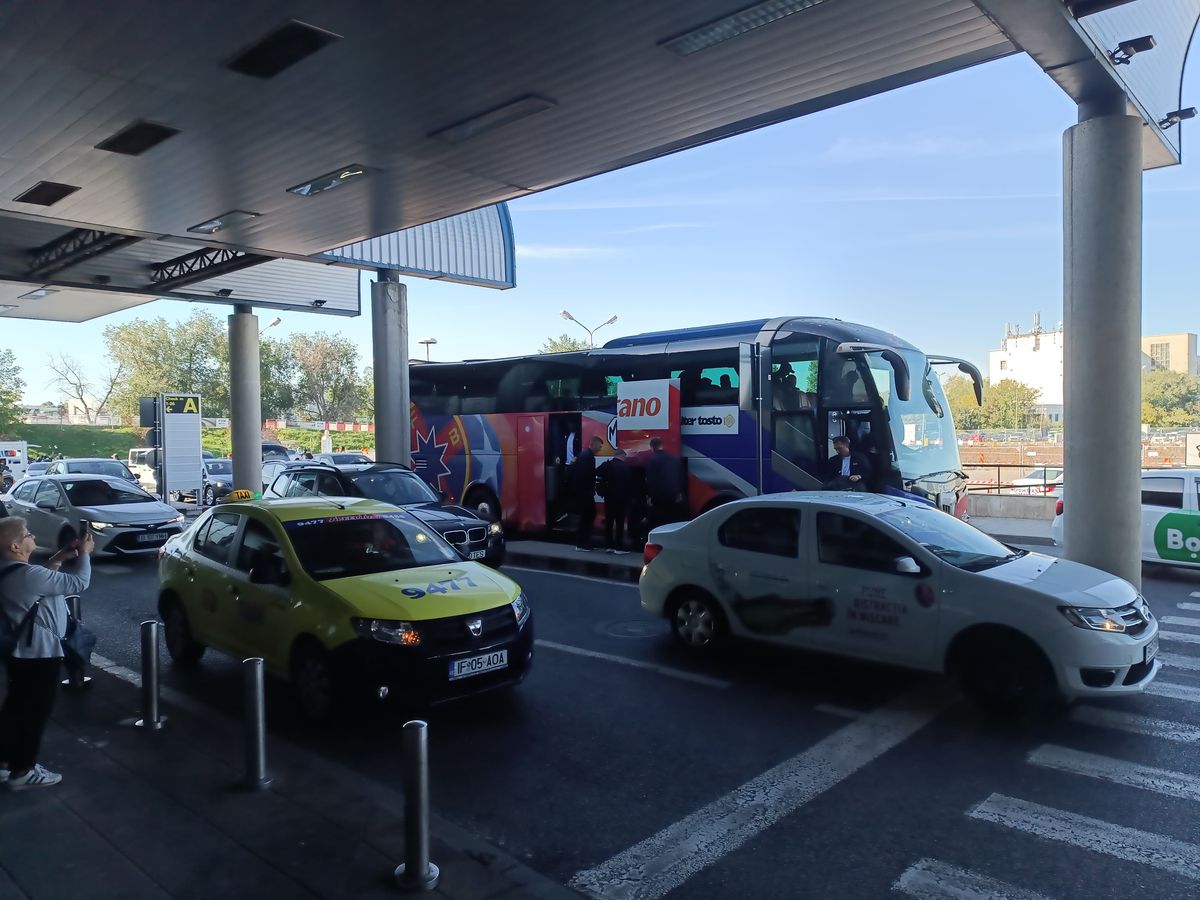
top-left (234, 518), bottom-right (283, 573)
top-left (316, 474), bottom-right (345, 495)
top-left (1142, 477), bottom-right (1184, 509)
top-left (718, 508), bottom-right (799, 558)
top-left (287, 474), bottom-right (317, 497)
top-left (34, 482), bottom-right (62, 506)
top-left (347, 470), bottom-right (439, 505)
top-left (62, 479), bottom-right (151, 506)
top-left (817, 512), bottom-right (914, 573)
top-left (878, 506), bottom-right (1017, 571)
top-left (283, 513), bottom-right (457, 580)
top-left (204, 460), bottom-right (232, 476)
top-left (195, 513), bottom-right (240, 564)
top-left (13, 480), bottom-right (38, 501)
top-left (770, 336), bottom-right (820, 413)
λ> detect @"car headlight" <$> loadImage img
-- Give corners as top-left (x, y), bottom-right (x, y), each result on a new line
top-left (1059, 606), bottom-right (1127, 633)
top-left (352, 618), bottom-right (421, 646)
top-left (87, 520), bottom-right (114, 530)
top-left (489, 522), bottom-right (503, 536)
top-left (511, 593), bottom-right (530, 627)
top-left (171, 515), bottom-right (185, 525)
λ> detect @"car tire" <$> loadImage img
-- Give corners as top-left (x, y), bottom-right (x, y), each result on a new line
top-left (957, 632), bottom-right (1059, 717)
top-left (465, 487), bottom-right (501, 522)
top-left (668, 590), bottom-right (726, 653)
top-left (485, 549), bottom-right (506, 569)
top-left (291, 641), bottom-right (340, 723)
top-left (203, 486), bottom-right (215, 507)
top-left (162, 596), bottom-right (205, 666)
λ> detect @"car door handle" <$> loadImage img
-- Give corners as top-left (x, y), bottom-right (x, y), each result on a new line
top-left (751, 572), bottom-right (791, 583)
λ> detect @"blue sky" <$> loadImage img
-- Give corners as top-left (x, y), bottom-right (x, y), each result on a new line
top-left (6, 50), bottom-right (1198, 404)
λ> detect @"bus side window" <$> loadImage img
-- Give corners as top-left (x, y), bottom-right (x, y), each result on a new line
top-left (772, 410), bottom-right (819, 473)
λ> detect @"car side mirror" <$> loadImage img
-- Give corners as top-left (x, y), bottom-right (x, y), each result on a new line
top-left (36, 498), bottom-right (57, 510)
top-left (894, 556), bottom-right (922, 575)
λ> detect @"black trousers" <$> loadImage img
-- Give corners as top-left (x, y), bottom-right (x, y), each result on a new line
top-left (605, 501), bottom-right (628, 549)
top-left (576, 500), bottom-right (596, 548)
top-left (0, 657), bottom-right (62, 773)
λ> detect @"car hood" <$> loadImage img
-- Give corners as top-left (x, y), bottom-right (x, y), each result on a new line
top-left (78, 502), bottom-right (180, 525)
top-left (320, 561), bottom-right (519, 620)
top-left (974, 552), bottom-right (1138, 608)
top-left (404, 504), bottom-right (487, 529)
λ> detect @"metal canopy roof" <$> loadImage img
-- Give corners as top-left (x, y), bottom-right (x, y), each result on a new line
top-left (0, 0), bottom-right (1194, 326)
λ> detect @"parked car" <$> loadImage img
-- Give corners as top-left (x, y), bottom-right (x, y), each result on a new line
top-left (1052, 469), bottom-right (1200, 569)
top-left (176, 458), bottom-right (235, 507)
top-left (2, 474), bottom-right (184, 556)
top-left (264, 462), bottom-right (505, 566)
top-left (640, 492), bottom-right (1158, 713)
top-left (46, 457), bottom-right (140, 484)
top-left (157, 497), bottom-right (533, 720)
top-left (1009, 466), bottom-right (1063, 495)
top-left (312, 452), bottom-right (373, 465)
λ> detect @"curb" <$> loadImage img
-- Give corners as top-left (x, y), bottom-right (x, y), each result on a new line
top-left (506, 550), bottom-right (641, 583)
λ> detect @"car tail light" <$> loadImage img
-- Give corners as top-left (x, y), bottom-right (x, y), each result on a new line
top-left (643, 543), bottom-right (662, 566)
top-left (1055, 499), bottom-right (1063, 516)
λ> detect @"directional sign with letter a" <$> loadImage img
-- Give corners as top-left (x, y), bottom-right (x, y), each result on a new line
top-left (162, 393), bottom-right (203, 500)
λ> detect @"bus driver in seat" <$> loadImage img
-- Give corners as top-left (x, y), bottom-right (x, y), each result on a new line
top-left (823, 436), bottom-right (872, 492)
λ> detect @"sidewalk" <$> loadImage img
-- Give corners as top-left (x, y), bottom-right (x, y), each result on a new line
top-left (0, 666), bottom-right (575, 900)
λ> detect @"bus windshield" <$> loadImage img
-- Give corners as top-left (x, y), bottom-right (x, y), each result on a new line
top-left (866, 350), bottom-right (961, 483)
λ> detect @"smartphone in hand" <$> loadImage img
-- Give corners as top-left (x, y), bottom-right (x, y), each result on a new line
top-left (77, 519), bottom-right (90, 548)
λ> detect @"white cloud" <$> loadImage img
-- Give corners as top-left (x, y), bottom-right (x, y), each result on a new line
top-left (515, 244), bottom-right (619, 259)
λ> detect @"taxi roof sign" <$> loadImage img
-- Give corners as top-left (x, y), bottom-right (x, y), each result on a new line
top-left (226, 489), bottom-right (256, 502)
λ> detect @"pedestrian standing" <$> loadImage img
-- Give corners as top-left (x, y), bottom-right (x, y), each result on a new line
top-left (572, 436), bottom-right (602, 551)
top-left (598, 449), bottom-right (632, 554)
top-left (0, 517), bottom-right (93, 790)
top-left (644, 437), bottom-right (685, 531)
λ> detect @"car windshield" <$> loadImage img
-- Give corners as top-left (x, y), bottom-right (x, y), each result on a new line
top-left (63, 478), bottom-right (154, 506)
top-left (68, 460), bottom-right (133, 479)
top-left (205, 460), bottom-right (232, 475)
top-left (878, 505), bottom-right (1022, 572)
top-left (865, 351), bottom-right (962, 484)
top-left (283, 512), bottom-right (457, 580)
top-left (345, 470), bottom-right (440, 505)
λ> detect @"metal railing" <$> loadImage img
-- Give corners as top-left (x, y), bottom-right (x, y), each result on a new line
top-left (963, 463), bottom-right (1062, 495)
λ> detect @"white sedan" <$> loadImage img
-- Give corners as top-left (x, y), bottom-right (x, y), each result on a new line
top-left (1052, 468), bottom-right (1200, 569)
top-left (640, 492), bottom-right (1158, 713)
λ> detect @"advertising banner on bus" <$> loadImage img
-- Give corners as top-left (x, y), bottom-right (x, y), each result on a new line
top-left (613, 378), bottom-right (680, 454)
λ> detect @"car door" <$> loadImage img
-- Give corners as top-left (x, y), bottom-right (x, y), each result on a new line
top-left (186, 511), bottom-right (243, 649)
top-left (1140, 474), bottom-right (1198, 566)
top-left (7, 479), bottom-right (39, 517)
top-left (30, 481), bottom-right (67, 547)
top-left (811, 510), bottom-right (941, 667)
top-left (227, 515), bottom-right (295, 668)
top-left (708, 505), bottom-right (836, 651)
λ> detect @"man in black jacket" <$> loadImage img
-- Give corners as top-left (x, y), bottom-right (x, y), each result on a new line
top-left (573, 436), bottom-right (603, 550)
top-left (645, 437), bottom-right (685, 530)
top-left (598, 449), bottom-right (633, 554)
top-left (823, 435), bottom-right (872, 490)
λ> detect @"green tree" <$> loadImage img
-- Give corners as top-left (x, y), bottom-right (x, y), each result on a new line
top-left (356, 365), bottom-right (375, 420)
top-left (540, 334), bottom-right (589, 353)
top-left (104, 309), bottom-right (228, 416)
top-left (942, 374), bottom-right (983, 431)
top-left (981, 379), bottom-right (1041, 430)
top-left (288, 332), bottom-right (364, 422)
top-left (1142, 369), bottom-right (1200, 427)
top-left (0, 348), bottom-right (25, 435)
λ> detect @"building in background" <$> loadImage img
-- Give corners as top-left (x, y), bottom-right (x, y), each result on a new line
top-left (988, 314), bottom-right (1065, 423)
top-left (1141, 333), bottom-right (1199, 375)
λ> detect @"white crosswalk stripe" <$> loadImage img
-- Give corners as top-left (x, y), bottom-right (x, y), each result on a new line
top-left (1145, 680), bottom-right (1200, 704)
top-left (1177, 602), bottom-right (1200, 612)
top-left (1029, 744), bottom-right (1200, 801)
top-left (968, 794), bottom-right (1200, 881)
top-left (893, 858), bottom-right (1051, 900)
top-left (1161, 651), bottom-right (1200, 673)
top-left (1158, 630), bottom-right (1200, 646)
top-left (1160, 615), bottom-right (1200, 628)
top-left (1069, 705), bottom-right (1200, 743)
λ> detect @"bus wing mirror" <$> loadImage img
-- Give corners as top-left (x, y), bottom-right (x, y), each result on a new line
top-left (834, 342), bottom-right (911, 402)
top-left (928, 355), bottom-right (984, 406)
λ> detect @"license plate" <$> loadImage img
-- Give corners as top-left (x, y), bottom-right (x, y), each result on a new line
top-left (468, 549), bottom-right (486, 560)
top-left (1144, 635), bottom-right (1159, 664)
top-left (448, 649), bottom-right (508, 681)
top-left (136, 532), bottom-right (168, 543)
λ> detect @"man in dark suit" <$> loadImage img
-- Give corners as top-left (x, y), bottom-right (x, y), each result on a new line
top-left (823, 435), bottom-right (872, 490)
top-left (645, 437), bottom-right (685, 530)
top-left (597, 449), bottom-right (633, 554)
top-left (573, 436), bottom-right (603, 550)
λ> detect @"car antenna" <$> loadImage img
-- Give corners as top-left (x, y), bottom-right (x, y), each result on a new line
top-left (312, 493), bottom-right (346, 511)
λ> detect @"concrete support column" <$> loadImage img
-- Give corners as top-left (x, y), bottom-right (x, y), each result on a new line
top-left (372, 272), bottom-right (411, 465)
top-left (228, 309), bottom-right (263, 494)
top-left (1063, 104), bottom-right (1143, 587)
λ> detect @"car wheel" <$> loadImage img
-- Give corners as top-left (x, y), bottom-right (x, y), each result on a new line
top-left (291, 642), bottom-right (338, 723)
top-left (203, 486), bottom-right (215, 507)
top-left (465, 487), bottom-right (501, 522)
top-left (162, 596), bottom-right (205, 666)
top-left (669, 591), bottom-right (726, 652)
top-left (957, 632), bottom-right (1059, 717)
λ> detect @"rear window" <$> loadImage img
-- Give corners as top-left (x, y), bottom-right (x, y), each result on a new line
top-left (1142, 477), bottom-right (1184, 509)
top-left (68, 460), bottom-right (133, 479)
top-left (346, 471), bottom-right (439, 505)
top-left (63, 479), bottom-right (152, 506)
top-left (205, 460), bottom-right (233, 475)
top-left (283, 512), bottom-right (457, 580)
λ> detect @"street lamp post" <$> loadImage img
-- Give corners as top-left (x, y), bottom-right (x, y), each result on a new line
top-left (560, 309), bottom-right (618, 348)
top-left (259, 316), bottom-right (282, 337)
top-left (417, 337), bottom-right (438, 361)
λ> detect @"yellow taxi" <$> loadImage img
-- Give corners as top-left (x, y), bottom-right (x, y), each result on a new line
top-left (157, 496), bottom-right (533, 719)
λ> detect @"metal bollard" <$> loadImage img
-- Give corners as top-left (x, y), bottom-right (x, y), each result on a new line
top-left (61, 595), bottom-right (92, 691)
top-left (133, 620), bottom-right (166, 730)
top-left (393, 720), bottom-right (440, 892)
top-left (241, 657), bottom-right (271, 789)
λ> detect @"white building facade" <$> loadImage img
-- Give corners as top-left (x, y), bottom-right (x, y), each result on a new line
top-left (987, 317), bottom-right (1065, 423)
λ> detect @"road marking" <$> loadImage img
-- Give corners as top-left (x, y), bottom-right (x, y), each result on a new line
top-left (968, 793), bottom-right (1200, 881)
top-left (505, 565), bottom-right (639, 589)
top-left (1145, 680), bottom-right (1200, 704)
top-left (569, 684), bottom-right (951, 900)
top-left (1160, 615), bottom-right (1200, 628)
top-left (92, 653), bottom-right (209, 716)
top-left (813, 704), bottom-right (861, 719)
top-left (1158, 630), bottom-right (1200, 646)
top-left (1178, 602), bottom-right (1200, 612)
top-left (534, 640), bottom-right (731, 689)
top-left (1070, 705), bottom-right (1200, 743)
top-left (893, 858), bottom-right (1051, 900)
top-left (1029, 744), bottom-right (1200, 801)
top-left (1161, 652), bottom-right (1200, 673)
top-left (95, 564), bottom-right (135, 576)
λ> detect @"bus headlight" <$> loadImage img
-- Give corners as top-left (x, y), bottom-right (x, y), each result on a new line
top-left (1059, 607), bottom-right (1126, 633)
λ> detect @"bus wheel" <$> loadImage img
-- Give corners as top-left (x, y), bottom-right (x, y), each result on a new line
top-left (465, 487), bottom-right (500, 521)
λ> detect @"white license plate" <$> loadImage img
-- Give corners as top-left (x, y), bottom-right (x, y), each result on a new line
top-left (1145, 635), bottom-right (1159, 663)
top-left (468, 549), bottom-right (486, 560)
top-left (136, 532), bottom-right (168, 543)
top-left (448, 649), bottom-right (508, 681)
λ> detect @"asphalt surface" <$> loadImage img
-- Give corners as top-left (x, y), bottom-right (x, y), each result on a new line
top-left (58, 551), bottom-right (1200, 899)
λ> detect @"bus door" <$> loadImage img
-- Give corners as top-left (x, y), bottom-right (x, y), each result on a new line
top-left (545, 413), bottom-right (581, 527)
top-left (517, 415), bottom-right (548, 531)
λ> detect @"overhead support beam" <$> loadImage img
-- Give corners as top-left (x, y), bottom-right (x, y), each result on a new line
top-left (27, 228), bottom-right (141, 279)
top-left (150, 247), bottom-right (270, 291)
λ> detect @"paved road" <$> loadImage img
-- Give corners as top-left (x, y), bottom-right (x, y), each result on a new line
top-left (65, 553), bottom-right (1200, 899)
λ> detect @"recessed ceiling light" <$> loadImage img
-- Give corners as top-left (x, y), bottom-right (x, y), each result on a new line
top-left (187, 210), bottom-right (261, 234)
top-left (286, 165), bottom-right (372, 197)
top-left (430, 96), bottom-right (557, 145)
top-left (227, 20), bottom-right (341, 79)
top-left (660, 0), bottom-right (829, 56)
top-left (13, 181), bottom-right (81, 206)
top-left (95, 121), bottom-right (180, 155)
top-left (18, 287), bottom-right (58, 300)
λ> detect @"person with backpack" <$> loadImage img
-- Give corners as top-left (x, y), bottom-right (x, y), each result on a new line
top-left (0, 517), bottom-right (93, 791)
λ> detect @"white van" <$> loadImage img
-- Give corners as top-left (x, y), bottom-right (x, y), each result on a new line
top-left (0, 441), bottom-right (29, 481)
top-left (128, 447), bottom-right (160, 493)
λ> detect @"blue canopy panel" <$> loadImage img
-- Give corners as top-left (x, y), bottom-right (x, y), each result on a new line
top-left (316, 203), bottom-right (515, 290)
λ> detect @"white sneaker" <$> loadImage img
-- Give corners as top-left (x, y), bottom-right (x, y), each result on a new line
top-left (7, 763), bottom-right (62, 791)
